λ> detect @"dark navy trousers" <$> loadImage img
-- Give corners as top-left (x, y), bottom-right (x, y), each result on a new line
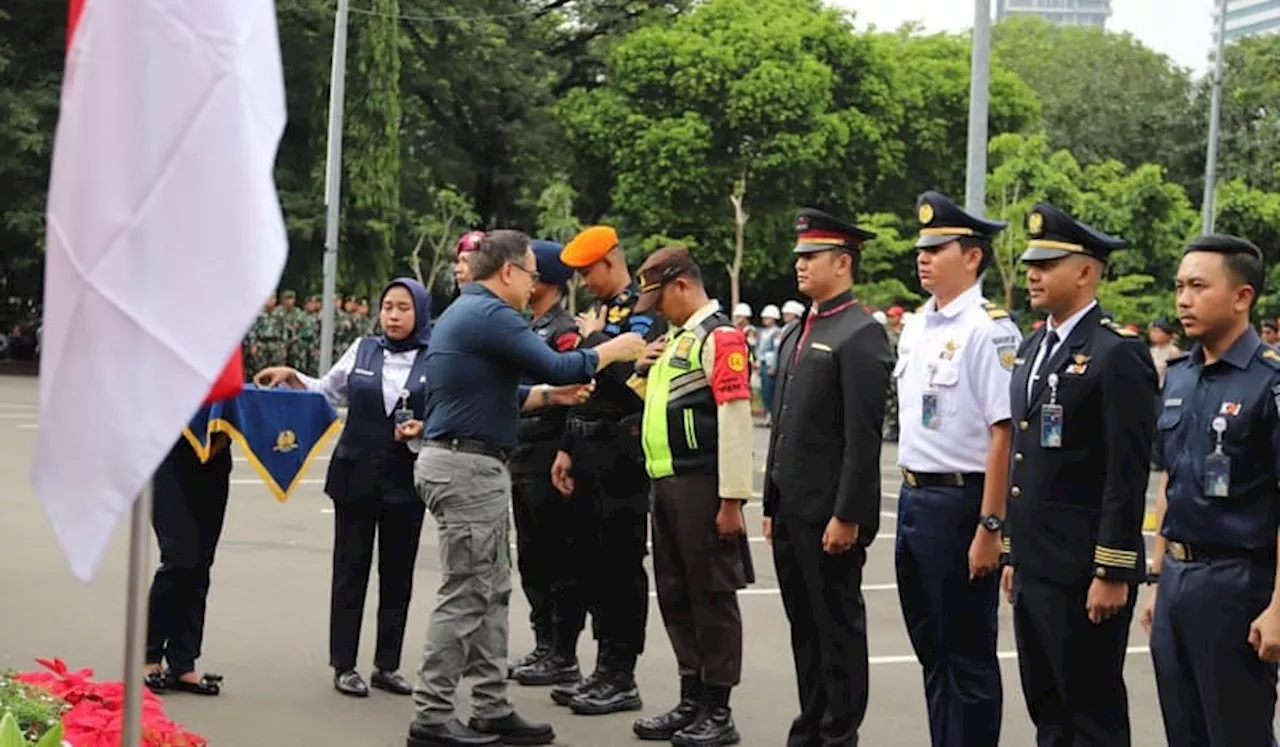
top-left (1151, 554), bottom-right (1279, 747)
top-left (894, 481), bottom-right (1001, 747)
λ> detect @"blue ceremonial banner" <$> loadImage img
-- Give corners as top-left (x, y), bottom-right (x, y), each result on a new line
top-left (183, 385), bottom-right (341, 501)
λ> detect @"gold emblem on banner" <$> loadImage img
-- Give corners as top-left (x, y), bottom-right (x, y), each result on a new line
top-left (274, 429), bottom-right (299, 453)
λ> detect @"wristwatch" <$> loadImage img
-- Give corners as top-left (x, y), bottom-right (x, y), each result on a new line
top-left (538, 384), bottom-right (552, 408)
top-left (980, 514), bottom-right (1004, 532)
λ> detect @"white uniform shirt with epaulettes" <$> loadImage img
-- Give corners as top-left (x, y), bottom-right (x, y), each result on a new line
top-left (895, 282), bottom-right (1022, 474)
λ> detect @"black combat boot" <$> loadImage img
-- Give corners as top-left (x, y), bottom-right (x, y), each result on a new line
top-left (569, 653), bottom-right (642, 716)
top-left (507, 628), bottom-right (552, 679)
top-left (550, 668), bottom-right (601, 707)
top-left (513, 651), bottom-right (580, 687)
top-left (632, 676), bottom-right (703, 740)
top-left (671, 685), bottom-right (740, 747)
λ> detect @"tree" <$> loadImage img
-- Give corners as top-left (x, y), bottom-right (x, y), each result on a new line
top-left (405, 187), bottom-right (478, 295)
top-left (992, 16), bottom-right (1202, 194)
top-left (1213, 179), bottom-right (1280, 318)
top-left (984, 132), bottom-right (1197, 324)
top-left (863, 28), bottom-right (1040, 214)
top-left (1210, 33), bottom-right (1280, 194)
top-left (556, 0), bottom-right (909, 294)
top-left (853, 214), bottom-right (922, 310)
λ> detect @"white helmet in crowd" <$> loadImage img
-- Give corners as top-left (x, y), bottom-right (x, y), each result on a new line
top-left (872, 310), bottom-right (888, 325)
top-left (732, 303), bottom-right (752, 319)
top-left (781, 300), bottom-right (806, 317)
top-left (761, 304), bottom-right (781, 320)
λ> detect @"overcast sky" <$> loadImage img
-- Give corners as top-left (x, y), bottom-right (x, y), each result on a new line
top-left (831, 0), bottom-right (1216, 76)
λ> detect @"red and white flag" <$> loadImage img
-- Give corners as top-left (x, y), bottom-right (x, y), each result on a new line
top-left (33, 0), bottom-right (288, 581)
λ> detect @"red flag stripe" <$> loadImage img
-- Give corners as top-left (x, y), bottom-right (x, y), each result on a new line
top-left (68, 0), bottom-right (85, 49)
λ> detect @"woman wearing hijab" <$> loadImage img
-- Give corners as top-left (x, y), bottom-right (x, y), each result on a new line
top-left (255, 278), bottom-right (434, 698)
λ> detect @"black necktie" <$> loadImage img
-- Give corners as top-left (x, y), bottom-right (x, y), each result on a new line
top-left (1032, 330), bottom-right (1060, 389)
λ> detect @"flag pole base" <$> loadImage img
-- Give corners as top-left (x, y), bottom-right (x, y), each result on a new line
top-left (122, 480), bottom-right (153, 745)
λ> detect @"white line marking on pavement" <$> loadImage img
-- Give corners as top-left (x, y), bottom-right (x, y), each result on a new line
top-left (19, 423), bottom-right (37, 429)
top-left (641, 584), bottom-right (899, 599)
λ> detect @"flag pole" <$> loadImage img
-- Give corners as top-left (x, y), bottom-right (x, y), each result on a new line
top-left (121, 481), bottom-right (154, 745)
top-left (1201, 0), bottom-right (1229, 234)
top-left (964, 0), bottom-right (993, 218)
top-left (319, 0), bottom-right (351, 374)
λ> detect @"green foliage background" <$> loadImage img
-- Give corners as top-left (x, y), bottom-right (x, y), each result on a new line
top-left (2, 1), bottom-right (1279, 324)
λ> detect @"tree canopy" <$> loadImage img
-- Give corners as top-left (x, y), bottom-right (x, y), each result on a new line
top-left (2, 1), bottom-right (1279, 325)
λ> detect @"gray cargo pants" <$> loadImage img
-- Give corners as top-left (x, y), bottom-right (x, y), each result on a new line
top-left (411, 446), bottom-right (514, 725)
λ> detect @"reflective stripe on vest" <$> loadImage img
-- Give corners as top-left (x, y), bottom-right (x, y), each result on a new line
top-left (641, 314), bottom-right (723, 479)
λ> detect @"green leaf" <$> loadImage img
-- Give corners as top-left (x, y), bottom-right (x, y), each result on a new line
top-left (32, 721), bottom-right (61, 747)
top-left (0, 712), bottom-right (26, 747)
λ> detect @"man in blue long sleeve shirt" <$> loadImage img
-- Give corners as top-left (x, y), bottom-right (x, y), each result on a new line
top-left (407, 230), bottom-right (645, 747)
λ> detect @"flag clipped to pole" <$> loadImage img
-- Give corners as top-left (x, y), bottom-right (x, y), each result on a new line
top-left (33, 0), bottom-right (289, 582)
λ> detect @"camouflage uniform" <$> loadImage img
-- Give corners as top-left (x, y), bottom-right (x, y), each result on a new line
top-left (294, 296), bottom-right (322, 376)
top-left (256, 307), bottom-right (288, 368)
top-left (273, 291), bottom-right (305, 371)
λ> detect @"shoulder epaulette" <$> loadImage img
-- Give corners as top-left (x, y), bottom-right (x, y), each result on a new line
top-left (982, 301), bottom-right (1010, 321)
top-left (1101, 318), bottom-right (1139, 338)
top-left (1259, 346), bottom-right (1280, 370)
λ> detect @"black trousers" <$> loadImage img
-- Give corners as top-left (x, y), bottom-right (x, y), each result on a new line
top-left (510, 466), bottom-right (572, 640)
top-left (773, 515), bottom-right (869, 747)
top-left (1012, 573), bottom-right (1136, 747)
top-left (329, 498), bottom-right (426, 672)
top-left (145, 438), bottom-right (232, 675)
top-left (651, 474), bottom-right (745, 688)
top-left (554, 436), bottom-right (649, 666)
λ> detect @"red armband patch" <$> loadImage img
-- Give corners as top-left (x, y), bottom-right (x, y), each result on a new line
top-left (554, 332), bottom-right (580, 352)
top-left (710, 328), bottom-right (751, 405)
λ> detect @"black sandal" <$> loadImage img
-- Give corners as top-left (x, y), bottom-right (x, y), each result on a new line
top-left (143, 670), bottom-right (168, 693)
top-left (165, 671), bottom-right (223, 696)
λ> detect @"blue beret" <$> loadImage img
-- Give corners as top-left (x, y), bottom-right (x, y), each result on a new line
top-left (532, 240), bottom-right (574, 286)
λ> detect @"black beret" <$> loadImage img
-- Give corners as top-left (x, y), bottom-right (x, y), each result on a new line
top-left (914, 190), bottom-right (1007, 249)
top-left (1185, 234), bottom-right (1263, 262)
top-left (1020, 203), bottom-right (1125, 263)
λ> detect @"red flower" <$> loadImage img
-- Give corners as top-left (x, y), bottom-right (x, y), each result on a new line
top-left (15, 659), bottom-right (207, 747)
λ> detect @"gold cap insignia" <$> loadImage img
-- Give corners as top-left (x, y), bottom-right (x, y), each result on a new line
top-left (918, 203), bottom-right (934, 225)
top-left (273, 429), bottom-right (299, 453)
top-left (1028, 211), bottom-right (1044, 235)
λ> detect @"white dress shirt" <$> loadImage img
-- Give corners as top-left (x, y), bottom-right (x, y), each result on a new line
top-left (1025, 300), bottom-right (1097, 401)
top-left (297, 339), bottom-right (426, 453)
top-left (896, 283), bottom-right (1022, 474)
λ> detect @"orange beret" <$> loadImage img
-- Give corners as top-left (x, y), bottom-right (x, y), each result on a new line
top-left (561, 226), bottom-right (619, 268)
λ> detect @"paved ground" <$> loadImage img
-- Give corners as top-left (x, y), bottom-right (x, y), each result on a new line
top-left (0, 374), bottom-right (1180, 746)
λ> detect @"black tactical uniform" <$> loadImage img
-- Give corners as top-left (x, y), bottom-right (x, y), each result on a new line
top-left (551, 283), bottom-right (667, 715)
top-left (1005, 203), bottom-right (1156, 747)
top-left (508, 302), bottom-right (580, 680)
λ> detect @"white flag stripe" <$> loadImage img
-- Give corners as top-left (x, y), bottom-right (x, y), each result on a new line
top-left (32, 0), bottom-right (288, 581)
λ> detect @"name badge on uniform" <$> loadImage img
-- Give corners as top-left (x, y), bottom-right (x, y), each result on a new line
top-left (1040, 373), bottom-right (1064, 449)
top-left (394, 389), bottom-right (414, 425)
top-left (1205, 416), bottom-right (1231, 498)
top-left (921, 362), bottom-right (941, 430)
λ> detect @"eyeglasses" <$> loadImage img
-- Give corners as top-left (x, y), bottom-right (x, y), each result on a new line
top-left (508, 262), bottom-right (540, 282)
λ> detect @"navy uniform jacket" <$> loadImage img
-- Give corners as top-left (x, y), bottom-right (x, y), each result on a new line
top-left (1006, 305), bottom-right (1157, 585)
top-left (762, 290), bottom-right (893, 543)
top-left (1157, 328), bottom-right (1280, 550)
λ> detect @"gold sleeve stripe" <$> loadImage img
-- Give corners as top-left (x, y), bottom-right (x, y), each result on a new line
top-left (1001, 537), bottom-right (1011, 553)
top-left (1094, 547), bottom-right (1139, 567)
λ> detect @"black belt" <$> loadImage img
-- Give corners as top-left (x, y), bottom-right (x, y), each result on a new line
top-left (425, 438), bottom-right (509, 463)
top-left (1167, 541), bottom-right (1273, 564)
top-left (901, 469), bottom-right (981, 488)
top-left (568, 415), bottom-right (636, 438)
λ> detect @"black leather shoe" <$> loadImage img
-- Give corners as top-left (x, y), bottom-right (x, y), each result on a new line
top-left (407, 718), bottom-right (500, 746)
top-left (334, 669), bottom-right (369, 697)
top-left (514, 655), bottom-right (579, 687)
top-left (507, 642), bottom-right (551, 678)
top-left (550, 670), bottom-right (602, 707)
top-left (371, 669), bottom-right (413, 695)
top-left (633, 699), bottom-right (702, 740)
top-left (671, 707), bottom-right (740, 747)
top-left (568, 672), bottom-right (642, 715)
top-left (468, 711), bottom-right (555, 746)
